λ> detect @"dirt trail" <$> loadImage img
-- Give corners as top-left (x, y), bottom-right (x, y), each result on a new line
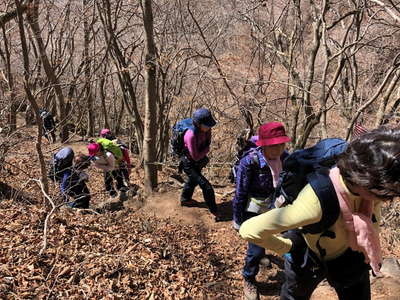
top-left (140, 190), bottom-right (219, 226)
top-left (136, 188), bottom-right (337, 299)
top-left (139, 186), bottom-right (400, 300)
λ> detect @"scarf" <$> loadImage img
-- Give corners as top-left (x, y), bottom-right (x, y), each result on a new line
top-left (329, 167), bottom-right (382, 275)
top-left (266, 158), bottom-right (282, 188)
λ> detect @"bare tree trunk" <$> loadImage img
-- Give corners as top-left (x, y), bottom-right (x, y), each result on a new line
top-left (99, 67), bottom-right (111, 129)
top-left (26, 0), bottom-right (68, 142)
top-left (375, 69), bottom-right (400, 127)
top-left (96, 0), bottom-right (144, 152)
top-left (0, 0), bottom-right (30, 27)
top-left (115, 96), bottom-right (125, 135)
top-left (0, 25), bottom-right (17, 132)
top-left (15, 0), bottom-right (48, 195)
top-left (83, 0), bottom-right (95, 137)
top-left (141, 0), bottom-right (158, 194)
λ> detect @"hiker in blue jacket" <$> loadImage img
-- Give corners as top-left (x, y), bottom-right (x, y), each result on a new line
top-left (240, 126), bottom-right (400, 300)
top-left (232, 122), bottom-right (291, 300)
top-left (55, 147), bottom-right (90, 208)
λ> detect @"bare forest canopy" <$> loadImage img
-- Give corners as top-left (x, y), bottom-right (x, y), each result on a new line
top-left (1, 0), bottom-right (400, 162)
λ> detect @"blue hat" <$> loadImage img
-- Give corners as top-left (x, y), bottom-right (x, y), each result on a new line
top-left (193, 108), bottom-right (216, 127)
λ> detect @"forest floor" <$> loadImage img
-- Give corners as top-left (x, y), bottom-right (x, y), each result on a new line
top-left (1, 127), bottom-right (400, 299)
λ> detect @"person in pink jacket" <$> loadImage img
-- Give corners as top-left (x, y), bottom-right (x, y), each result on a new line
top-left (180, 108), bottom-right (222, 222)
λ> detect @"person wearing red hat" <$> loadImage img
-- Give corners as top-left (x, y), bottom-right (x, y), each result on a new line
top-left (240, 126), bottom-right (400, 300)
top-left (232, 121), bottom-right (291, 300)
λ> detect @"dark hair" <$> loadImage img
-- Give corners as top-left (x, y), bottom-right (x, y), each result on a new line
top-left (104, 133), bottom-right (116, 140)
top-left (337, 126), bottom-right (400, 201)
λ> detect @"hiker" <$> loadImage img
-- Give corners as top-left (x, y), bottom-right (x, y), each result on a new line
top-left (240, 126), bottom-right (400, 300)
top-left (88, 141), bottom-right (128, 198)
top-left (232, 122), bottom-right (291, 300)
top-left (99, 128), bottom-right (132, 184)
top-left (39, 108), bottom-right (56, 143)
top-left (178, 108), bottom-right (221, 221)
top-left (49, 147), bottom-right (91, 208)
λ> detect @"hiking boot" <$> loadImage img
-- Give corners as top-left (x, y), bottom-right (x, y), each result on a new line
top-left (109, 190), bottom-right (118, 198)
top-left (243, 280), bottom-right (259, 300)
top-left (259, 256), bottom-right (271, 267)
top-left (180, 199), bottom-right (197, 207)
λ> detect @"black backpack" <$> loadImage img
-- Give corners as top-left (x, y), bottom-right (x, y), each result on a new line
top-left (273, 138), bottom-right (348, 234)
top-left (170, 118), bottom-right (194, 157)
top-left (229, 139), bottom-right (258, 183)
top-left (40, 110), bottom-right (52, 124)
top-left (48, 147), bottom-right (74, 182)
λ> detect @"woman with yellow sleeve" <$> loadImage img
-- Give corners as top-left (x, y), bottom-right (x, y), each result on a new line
top-left (240, 126), bottom-right (400, 300)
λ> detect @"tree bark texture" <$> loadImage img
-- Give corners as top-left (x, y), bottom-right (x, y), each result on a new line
top-left (141, 0), bottom-right (158, 194)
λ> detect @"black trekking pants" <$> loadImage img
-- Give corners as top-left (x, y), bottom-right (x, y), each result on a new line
top-left (180, 156), bottom-right (217, 214)
top-left (66, 183), bottom-right (90, 209)
top-left (281, 247), bottom-right (371, 300)
top-left (104, 170), bottom-right (126, 192)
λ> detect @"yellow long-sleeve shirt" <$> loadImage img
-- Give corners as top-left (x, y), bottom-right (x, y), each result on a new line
top-left (239, 176), bottom-right (381, 261)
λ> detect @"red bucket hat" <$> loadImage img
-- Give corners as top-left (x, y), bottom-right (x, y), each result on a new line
top-left (256, 122), bottom-right (291, 146)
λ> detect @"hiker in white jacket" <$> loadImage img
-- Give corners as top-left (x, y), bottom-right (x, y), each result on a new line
top-left (88, 142), bottom-right (127, 197)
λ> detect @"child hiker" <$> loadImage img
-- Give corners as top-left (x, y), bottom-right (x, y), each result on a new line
top-left (232, 122), bottom-right (290, 300)
top-left (240, 126), bottom-right (400, 300)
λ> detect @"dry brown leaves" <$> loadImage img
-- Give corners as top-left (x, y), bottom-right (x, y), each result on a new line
top-left (0, 199), bottom-right (247, 299)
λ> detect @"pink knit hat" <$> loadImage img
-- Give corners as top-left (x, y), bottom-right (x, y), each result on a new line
top-left (100, 128), bottom-right (111, 137)
top-left (88, 143), bottom-right (101, 156)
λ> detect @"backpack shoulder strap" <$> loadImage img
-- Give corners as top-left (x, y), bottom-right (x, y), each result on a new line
top-left (303, 169), bottom-right (340, 235)
top-left (251, 151), bottom-right (259, 166)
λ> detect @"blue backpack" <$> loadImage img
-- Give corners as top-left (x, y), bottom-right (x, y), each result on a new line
top-left (170, 118), bottom-right (194, 157)
top-left (48, 147), bottom-right (74, 182)
top-left (273, 138), bottom-right (348, 234)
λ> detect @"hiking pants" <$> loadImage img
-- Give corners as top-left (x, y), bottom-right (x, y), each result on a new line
top-left (242, 212), bottom-right (266, 282)
top-left (280, 247), bottom-right (371, 300)
top-left (119, 163), bottom-right (130, 184)
top-left (43, 127), bottom-right (56, 143)
top-left (66, 183), bottom-right (90, 209)
top-left (104, 170), bottom-right (126, 192)
top-left (180, 156), bottom-right (217, 214)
